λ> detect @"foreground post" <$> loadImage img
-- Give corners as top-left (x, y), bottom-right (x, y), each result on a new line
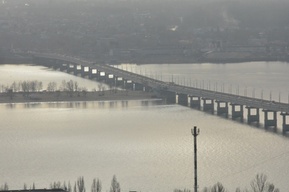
top-left (191, 126), bottom-right (200, 192)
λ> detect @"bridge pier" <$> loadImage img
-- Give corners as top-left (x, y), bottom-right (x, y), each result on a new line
top-left (50, 61), bottom-right (61, 70)
top-left (281, 112), bottom-right (289, 134)
top-left (115, 77), bottom-right (124, 87)
top-left (133, 83), bottom-right (143, 91)
top-left (60, 64), bottom-right (67, 72)
top-left (67, 64), bottom-right (75, 74)
top-left (105, 74), bottom-right (115, 86)
top-left (231, 104), bottom-right (244, 121)
top-left (81, 66), bottom-right (91, 78)
top-left (263, 110), bottom-right (277, 129)
top-left (246, 107), bottom-right (260, 124)
top-left (202, 98), bottom-right (214, 113)
top-left (178, 93), bottom-right (188, 106)
top-left (74, 65), bottom-right (83, 76)
top-left (160, 90), bottom-right (176, 104)
top-left (190, 96), bottom-right (201, 109)
top-left (216, 101), bottom-right (228, 117)
top-left (97, 71), bottom-right (106, 82)
top-left (89, 68), bottom-right (98, 79)
top-left (143, 86), bottom-right (152, 92)
top-left (124, 80), bottom-right (133, 90)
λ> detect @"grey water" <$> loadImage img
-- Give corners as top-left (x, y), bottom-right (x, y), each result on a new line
top-left (1, 62), bottom-right (289, 192)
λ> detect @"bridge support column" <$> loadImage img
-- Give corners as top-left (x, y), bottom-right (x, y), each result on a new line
top-left (246, 107), bottom-right (260, 124)
top-left (81, 66), bottom-right (91, 78)
top-left (74, 65), bottom-right (83, 76)
top-left (202, 98), bottom-right (214, 113)
top-left (67, 64), bottom-right (75, 74)
top-left (263, 110), bottom-right (277, 129)
top-left (97, 71), bottom-right (106, 82)
top-left (216, 101), bottom-right (228, 117)
top-left (231, 104), bottom-right (244, 121)
top-left (161, 91), bottom-right (176, 104)
top-left (281, 112), bottom-right (289, 134)
top-left (60, 64), bottom-right (67, 72)
top-left (113, 77), bottom-right (122, 87)
top-left (190, 96), bottom-right (201, 109)
top-left (178, 93), bottom-right (188, 106)
top-left (89, 68), bottom-right (97, 79)
top-left (105, 74), bottom-right (115, 85)
top-left (124, 80), bottom-right (133, 90)
top-left (51, 62), bottom-right (61, 70)
top-left (133, 83), bottom-right (143, 91)
top-left (144, 86), bottom-right (152, 92)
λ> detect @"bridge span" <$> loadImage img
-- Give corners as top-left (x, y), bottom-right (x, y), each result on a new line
top-left (29, 52), bottom-right (289, 133)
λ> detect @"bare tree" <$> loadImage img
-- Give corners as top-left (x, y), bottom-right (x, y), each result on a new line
top-left (67, 80), bottom-right (75, 97)
top-left (50, 181), bottom-right (62, 189)
top-left (174, 188), bottom-right (191, 192)
top-left (68, 181), bottom-right (72, 192)
top-left (110, 175), bottom-right (120, 192)
top-left (77, 176), bottom-right (86, 192)
top-left (91, 178), bottom-right (102, 192)
top-left (47, 82), bottom-right (57, 92)
top-left (211, 182), bottom-right (226, 192)
top-left (10, 81), bottom-right (19, 92)
top-left (61, 80), bottom-right (68, 91)
top-left (250, 174), bottom-right (279, 192)
top-left (74, 81), bottom-right (79, 92)
top-left (0, 183), bottom-right (9, 190)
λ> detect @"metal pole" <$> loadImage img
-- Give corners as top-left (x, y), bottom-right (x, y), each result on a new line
top-left (191, 126), bottom-right (200, 192)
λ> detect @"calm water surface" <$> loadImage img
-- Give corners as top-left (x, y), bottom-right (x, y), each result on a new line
top-left (1, 62), bottom-right (289, 192)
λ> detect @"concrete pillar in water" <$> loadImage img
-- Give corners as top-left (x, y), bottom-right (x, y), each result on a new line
top-left (263, 110), bottom-right (277, 129)
top-left (216, 100), bottom-right (228, 117)
top-left (105, 74), bottom-right (114, 85)
top-left (114, 77), bottom-right (123, 87)
top-left (190, 96), bottom-right (201, 109)
top-left (246, 106), bottom-right (260, 124)
top-left (133, 83), bottom-right (143, 91)
top-left (230, 104), bottom-right (244, 121)
top-left (125, 80), bottom-right (133, 90)
top-left (281, 112), bottom-right (289, 134)
top-left (160, 90), bottom-right (176, 104)
top-left (178, 93), bottom-right (188, 106)
top-left (202, 98), bottom-right (214, 113)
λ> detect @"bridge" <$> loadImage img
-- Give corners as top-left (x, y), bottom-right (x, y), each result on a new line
top-left (28, 52), bottom-right (289, 134)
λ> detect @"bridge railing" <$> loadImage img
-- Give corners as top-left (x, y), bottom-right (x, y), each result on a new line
top-left (29, 52), bottom-right (289, 113)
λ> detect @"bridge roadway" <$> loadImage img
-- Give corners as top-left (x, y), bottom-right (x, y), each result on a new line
top-left (29, 52), bottom-right (289, 132)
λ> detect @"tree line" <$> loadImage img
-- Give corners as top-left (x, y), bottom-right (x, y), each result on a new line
top-left (0, 175), bottom-right (120, 192)
top-left (0, 174), bottom-right (279, 192)
top-left (174, 174), bottom-right (279, 192)
top-left (0, 80), bottom-right (90, 93)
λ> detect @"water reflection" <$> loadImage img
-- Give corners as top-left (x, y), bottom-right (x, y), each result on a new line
top-left (121, 100), bottom-right (128, 108)
top-left (5, 103), bottom-right (16, 109)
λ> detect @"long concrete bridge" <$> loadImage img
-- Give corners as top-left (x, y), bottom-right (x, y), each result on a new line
top-left (28, 52), bottom-right (289, 134)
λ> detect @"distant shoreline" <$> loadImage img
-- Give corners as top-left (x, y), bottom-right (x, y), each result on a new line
top-left (1, 53), bottom-right (289, 65)
top-left (0, 90), bottom-right (159, 104)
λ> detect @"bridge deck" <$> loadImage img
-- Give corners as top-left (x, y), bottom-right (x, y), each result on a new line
top-left (29, 52), bottom-right (289, 113)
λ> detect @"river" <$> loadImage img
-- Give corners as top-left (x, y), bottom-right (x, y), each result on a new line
top-left (0, 62), bottom-right (289, 192)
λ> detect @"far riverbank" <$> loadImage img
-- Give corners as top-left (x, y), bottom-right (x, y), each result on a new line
top-left (0, 90), bottom-right (159, 104)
